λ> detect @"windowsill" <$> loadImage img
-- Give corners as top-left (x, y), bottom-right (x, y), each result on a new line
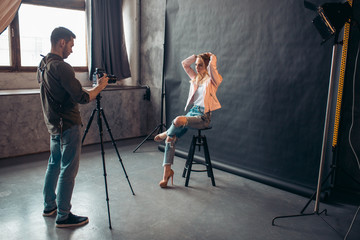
top-left (0, 85), bottom-right (148, 96)
top-left (0, 89), bottom-right (40, 96)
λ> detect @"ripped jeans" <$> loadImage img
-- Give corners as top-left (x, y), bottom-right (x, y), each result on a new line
top-left (163, 105), bottom-right (211, 166)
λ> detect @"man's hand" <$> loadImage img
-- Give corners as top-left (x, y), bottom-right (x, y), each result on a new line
top-left (97, 74), bottom-right (109, 90)
top-left (88, 74), bottom-right (109, 101)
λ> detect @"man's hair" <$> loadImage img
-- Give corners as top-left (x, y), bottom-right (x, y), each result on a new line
top-left (50, 27), bottom-right (76, 46)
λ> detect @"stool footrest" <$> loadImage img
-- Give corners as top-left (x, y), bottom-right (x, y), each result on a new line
top-left (188, 163), bottom-right (209, 172)
top-left (189, 169), bottom-right (208, 173)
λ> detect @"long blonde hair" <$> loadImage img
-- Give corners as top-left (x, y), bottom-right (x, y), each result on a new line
top-left (191, 53), bottom-right (210, 85)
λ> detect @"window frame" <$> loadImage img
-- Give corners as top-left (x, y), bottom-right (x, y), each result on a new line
top-left (0, 0), bottom-right (87, 72)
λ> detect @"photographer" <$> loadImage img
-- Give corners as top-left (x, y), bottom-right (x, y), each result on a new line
top-left (37, 27), bottom-right (108, 228)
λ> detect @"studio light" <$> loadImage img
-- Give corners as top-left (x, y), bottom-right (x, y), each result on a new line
top-left (273, 0), bottom-right (355, 229)
top-left (305, 1), bottom-right (352, 44)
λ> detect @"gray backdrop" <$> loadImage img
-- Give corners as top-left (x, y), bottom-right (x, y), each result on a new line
top-left (163, 0), bottom-right (342, 194)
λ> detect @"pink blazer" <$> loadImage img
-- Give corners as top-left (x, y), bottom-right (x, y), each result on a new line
top-left (182, 54), bottom-right (223, 113)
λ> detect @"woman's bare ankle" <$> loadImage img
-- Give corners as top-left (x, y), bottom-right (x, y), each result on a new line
top-left (154, 132), bottom-right (167, 142)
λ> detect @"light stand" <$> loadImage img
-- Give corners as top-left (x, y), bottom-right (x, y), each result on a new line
top-left (133, 43), bottom-right (167, 152)
top-left (82, 93), bottom-right (135, 229)
top-left (272, 34), bottom-right (340, 225)
top-left (272, 0), bottom-right (353, 231)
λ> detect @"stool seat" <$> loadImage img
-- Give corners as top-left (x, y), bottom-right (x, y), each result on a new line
top-left (182, 127), bottom-right (216, 187)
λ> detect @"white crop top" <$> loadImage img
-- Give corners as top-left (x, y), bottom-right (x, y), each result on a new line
top-left (193, 84), bottom-right (205, 107)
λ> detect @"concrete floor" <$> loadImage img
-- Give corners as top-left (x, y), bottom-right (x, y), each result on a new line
top-left (0, 138), bottom-right (359, 240)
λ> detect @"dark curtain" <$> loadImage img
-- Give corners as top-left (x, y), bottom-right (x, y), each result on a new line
top-left (86, 0), bottom-right (131, 79)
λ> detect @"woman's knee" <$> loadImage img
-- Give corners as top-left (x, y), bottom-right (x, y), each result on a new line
top-left (173, 116), bottom-right (187, 127)
top-left (166, 136), bottom-right (177, 148)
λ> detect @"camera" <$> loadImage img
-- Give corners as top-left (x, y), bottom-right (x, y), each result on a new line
top-left (93, 68), bottom-right (117, 86)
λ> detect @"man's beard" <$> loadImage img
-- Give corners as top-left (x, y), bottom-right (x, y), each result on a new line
top-left (62, 49), bottom-right (69, 59)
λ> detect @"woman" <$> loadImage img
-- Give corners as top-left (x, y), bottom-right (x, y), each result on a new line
top-left (155, 52), bottom-right (223, 188)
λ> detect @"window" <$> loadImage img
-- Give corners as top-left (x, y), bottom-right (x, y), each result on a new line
top-left (0, 28), bottom-right (10, 66)
top-left (19, 4), bottom-right (87, 67)
top-left (0, 1), bottom-right (86, 71)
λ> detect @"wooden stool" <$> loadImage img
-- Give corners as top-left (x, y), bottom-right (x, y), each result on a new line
top-left (182, 127), bottom-right (216, 187)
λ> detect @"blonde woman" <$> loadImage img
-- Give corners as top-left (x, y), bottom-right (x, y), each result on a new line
top-left (155, 52), bottom-right (223, 188)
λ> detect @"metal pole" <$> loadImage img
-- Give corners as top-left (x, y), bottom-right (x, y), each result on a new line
top-left (314, 42), bottom-right (338, 213)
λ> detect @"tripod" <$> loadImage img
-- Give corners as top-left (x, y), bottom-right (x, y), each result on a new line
top-left (132, 89), bottom-right (165, 152)
top-left (82, 93), bottom-right (135, 229)
top-left (298, 158), bottom-right (360, 216)
top-left (133, 43), bottom-right (167, 153)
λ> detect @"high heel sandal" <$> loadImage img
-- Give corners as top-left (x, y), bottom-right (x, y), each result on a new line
top-left (159, 169), bottom-right (174, 188)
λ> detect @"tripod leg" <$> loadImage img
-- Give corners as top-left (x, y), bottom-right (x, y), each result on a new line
top-left (272, 212), bottom-right (315, 226)
top-left (133, 123), bottom-right (166, 153)
top-left (82, 108), bottom-right (97, 144)
top-left (97, 108), bottom-right (112, 229)
top-left (101, 109), bottom-right (135, 196)
top-left (300, 167), bottom-right (335, 214)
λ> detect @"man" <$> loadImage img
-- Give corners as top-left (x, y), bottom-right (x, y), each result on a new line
top-left (37, 27), bottom-right (108, 228)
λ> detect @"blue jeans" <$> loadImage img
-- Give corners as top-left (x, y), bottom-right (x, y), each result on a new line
top-left (163, 106), bottom-right (210, 166)
top-left (43, 125), bottom-right (82, 221)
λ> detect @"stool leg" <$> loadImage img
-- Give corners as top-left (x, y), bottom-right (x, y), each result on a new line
top-left (183, 135), bottom-right (196, 178)
top-left (185, 136), bottom-right (196, 187)
top-left (203, 136), bottom-right (216, 186)
top-left (197, 129), bottom-right (202, 151)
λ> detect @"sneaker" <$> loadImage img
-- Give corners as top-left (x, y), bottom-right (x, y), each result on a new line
top-left (43, 207), bottom-right (57, 217)
top-left (56, 212), bottom-right (89, 228)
